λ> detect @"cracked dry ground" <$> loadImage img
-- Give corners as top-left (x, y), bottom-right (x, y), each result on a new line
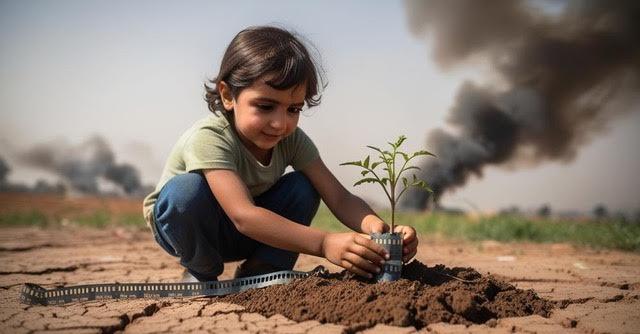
top-left (0, 227), bottom-right (639, 334)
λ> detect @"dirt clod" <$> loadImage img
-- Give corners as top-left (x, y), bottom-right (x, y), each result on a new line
top-left (561, 318), bottom-right (578, 328)
top-left (220, 260), bottom-right (554, 330)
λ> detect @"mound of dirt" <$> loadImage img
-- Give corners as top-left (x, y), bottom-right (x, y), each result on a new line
top-left (219, 260), bottom-right (553, 331)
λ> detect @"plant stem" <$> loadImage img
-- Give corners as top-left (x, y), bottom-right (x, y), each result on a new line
top-left (391, 200), bottom-right (395, 233)
top-left (390, 145), bottom-right (397, 233)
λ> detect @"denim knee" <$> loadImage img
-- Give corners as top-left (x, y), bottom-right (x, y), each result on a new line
top-left (153, 172), bottom-right (212, 255)
top-left (275, 172), bottom-right (320, 226)
top-left (156, 173), bottom-right (211, 218)
top-left (289, 172), bottom-right (319, 209)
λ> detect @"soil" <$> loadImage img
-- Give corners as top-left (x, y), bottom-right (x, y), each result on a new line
top-left (220, 261), bottom-right (553, 331)
top-left (1, 194), bottom-right (639, 333)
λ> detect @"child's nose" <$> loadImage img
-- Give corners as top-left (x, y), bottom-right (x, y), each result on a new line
top-left (269, 110), bottom-right (286, 130)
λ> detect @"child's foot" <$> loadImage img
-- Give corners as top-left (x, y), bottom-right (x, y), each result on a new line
top-left (234, 258), bottom-right (280, 279)
top-left (181, 269), bottom-right (217, 282)
top-left (181, 269), bottom-right (200, 282)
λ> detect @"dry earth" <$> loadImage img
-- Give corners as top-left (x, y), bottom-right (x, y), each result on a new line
top-left (0, 226), bottom-right (639, 334)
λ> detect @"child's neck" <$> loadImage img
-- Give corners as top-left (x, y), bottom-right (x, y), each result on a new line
top-left (251, 146), bottom-right (273, 165)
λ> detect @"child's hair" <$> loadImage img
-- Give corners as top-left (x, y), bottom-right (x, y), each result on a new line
top-left (204, 26), bottom-right (325, 114)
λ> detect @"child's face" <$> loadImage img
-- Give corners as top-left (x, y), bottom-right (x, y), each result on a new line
top-left (221, 76), bottom-right (306, 160)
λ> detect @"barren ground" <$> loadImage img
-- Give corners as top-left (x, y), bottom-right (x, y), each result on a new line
top-left (1, 226), bottom-right (639, 334)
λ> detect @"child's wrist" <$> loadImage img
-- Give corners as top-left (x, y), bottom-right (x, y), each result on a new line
top-left (317, 231), bottom-right (330, 258)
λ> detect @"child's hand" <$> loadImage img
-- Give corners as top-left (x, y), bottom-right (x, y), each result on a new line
top-left (362, 216), bottom-right (390, 234)
top-left (321, 232), bottom-right (389, 278)
top-left (394, 225), bottom-right (418, 263)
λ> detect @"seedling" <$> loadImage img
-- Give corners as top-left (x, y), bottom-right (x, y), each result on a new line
top-left (340, 135), bottom-right (434, 233)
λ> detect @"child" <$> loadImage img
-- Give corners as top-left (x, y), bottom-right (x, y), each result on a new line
top-left (142, 26), bottom-right (418, 282)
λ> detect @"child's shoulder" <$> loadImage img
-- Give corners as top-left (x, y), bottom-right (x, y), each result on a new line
top-left (177, 114), bottom-right (234, 148)
top-left (192, 113), bottom-right (231, 134)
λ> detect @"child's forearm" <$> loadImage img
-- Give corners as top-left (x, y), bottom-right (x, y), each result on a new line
top-left (232, 206), bottom-right (328, 257)
top-left (330, 193), bottom-right (381, 234)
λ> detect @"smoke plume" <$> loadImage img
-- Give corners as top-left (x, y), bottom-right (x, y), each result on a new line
top-left (402, 0), bottom-right (640, 209)
top-left (17, 136), bottom-right (146, 196)
top-left (0, 156), bottom-right (8, 185)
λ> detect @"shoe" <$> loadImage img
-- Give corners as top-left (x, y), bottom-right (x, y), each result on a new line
top-left (181, 269), bottom-right (200, 283)
top-left (234, 258), bottom-right (280, 279)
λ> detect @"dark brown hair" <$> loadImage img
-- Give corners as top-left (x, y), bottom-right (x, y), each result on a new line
top-left (204, 26), bottom-right (325, 114)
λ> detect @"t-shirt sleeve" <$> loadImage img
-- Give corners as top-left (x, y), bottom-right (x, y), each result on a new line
top-left (183, 127), bottom-right (237, 172)
top-left (290, 127), bottom-right (320, 171)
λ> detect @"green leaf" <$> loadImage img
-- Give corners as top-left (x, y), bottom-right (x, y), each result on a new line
top-left (400, 152), bottom-right (409, 162)
top-left (417, 181), bottom-right (433, 193)
top-left (395, 135), bottom-right (407, 148)
top-left (354, 178), bottom-right (380, 186)
top-left (361, 170), bottom-right (370, 177)
top-left (381, 177), bottom-right (389, 186)
top-left (363, 156), bottom-right (370, 169)
top-left (412, 150), bottom-right (436, 158)
top-left (366, 145), bottom-right (384, 154)
top-left (368, 145), bottom-right (392, 161)
top-left (371, 161), bottom-right (382, 169)
top-left (402, 177), bottom-right (408, 187)
top-left (339, 160), bottom-right (362, 167)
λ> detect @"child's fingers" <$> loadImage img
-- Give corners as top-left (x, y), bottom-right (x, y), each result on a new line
top-left (403, 238), bottom-right (418, 255)
top-left (348, 243), bottom-right (385, 265)
top-left (354, 234), bottom-right (389, 259)
top-left (395, 225), bottom-right (416, 242)
top-left (403, 249), bottom-right (417, 263)
top-left (341, 254), bottom-right (378, 278)
top-left (344, 252), bottom-right (381, 274)
top-left (340, 259), bottom-right (371, 278)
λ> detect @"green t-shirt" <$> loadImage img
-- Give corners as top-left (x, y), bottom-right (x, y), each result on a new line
top-left (142, 114), bottom-right (319, 228)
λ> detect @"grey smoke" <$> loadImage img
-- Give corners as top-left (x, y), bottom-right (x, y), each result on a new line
top-left (402, 0), bottom-right (640, 209)
top-left (18, 136), bottom-right (145, 196)
top-left (0, 156), bottom-right (8, 185)
top-left (0, 154), bottom-right (65, 194)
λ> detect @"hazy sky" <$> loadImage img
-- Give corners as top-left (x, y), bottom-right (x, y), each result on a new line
top-left (1, 0), bottom-right (639, 214)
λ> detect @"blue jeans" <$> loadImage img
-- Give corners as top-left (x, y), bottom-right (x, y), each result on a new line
top-left (152, 171), bottom-right (320, 281)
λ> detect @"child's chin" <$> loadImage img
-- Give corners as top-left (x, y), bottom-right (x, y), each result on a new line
top-left (257, 141), bottom-right (278, 150)
top-left (262, 137), bottom-right (282, 146)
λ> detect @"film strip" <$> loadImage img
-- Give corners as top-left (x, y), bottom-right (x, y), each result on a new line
top-left (21, 266), bottom-right (328, 306)
top-left (370, 233), bottom-right (403, 281)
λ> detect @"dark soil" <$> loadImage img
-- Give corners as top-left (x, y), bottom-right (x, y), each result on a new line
top-left (219, 260), bottom-right (553, 331)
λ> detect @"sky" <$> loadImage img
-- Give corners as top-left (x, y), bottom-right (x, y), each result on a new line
top-left (1, 0), bottom-right (639, 214)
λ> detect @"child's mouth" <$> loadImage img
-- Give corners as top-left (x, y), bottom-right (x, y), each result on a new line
top-left (263, 132), bottom-right (282, 140)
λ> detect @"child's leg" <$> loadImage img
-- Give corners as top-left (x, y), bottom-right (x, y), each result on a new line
top-left (250, 171), bottom-right (320, 270)
top-left (153, 171), bottom-right (319, 280)
top-left (153, 172), bottom-right (251, 281)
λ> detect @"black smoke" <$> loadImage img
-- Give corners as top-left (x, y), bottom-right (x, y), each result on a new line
top-left (15, 136), bottom-right (149, 196)
top-left (402, 0), bottom-right (640, 209)
top-left (0, 154), bottom-right (66, 194)
top-left (0, 156), bottom-right (8, 186)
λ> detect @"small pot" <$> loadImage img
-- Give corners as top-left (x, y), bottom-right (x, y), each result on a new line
top-left (370, 232), bottom-right (403, 282)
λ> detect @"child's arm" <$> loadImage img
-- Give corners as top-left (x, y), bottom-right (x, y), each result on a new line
top-left (302, 157), bottom-right (419, 263)
top-left (302, 158), bottom-right (387, 234)
top-left (203, 168), bottom-right (388, 278)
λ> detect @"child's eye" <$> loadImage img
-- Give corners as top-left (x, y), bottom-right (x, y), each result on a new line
top-left (257, 104), bottom-right (274, 111)
top-left (288, 107), bottom-right (302, 114)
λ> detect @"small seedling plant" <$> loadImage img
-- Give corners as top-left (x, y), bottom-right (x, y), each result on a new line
top-left (340, 135), bottom-right (434, 233)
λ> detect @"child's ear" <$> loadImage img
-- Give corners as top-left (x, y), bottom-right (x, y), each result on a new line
top-left (218, 81), bottom-right (234, 111)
